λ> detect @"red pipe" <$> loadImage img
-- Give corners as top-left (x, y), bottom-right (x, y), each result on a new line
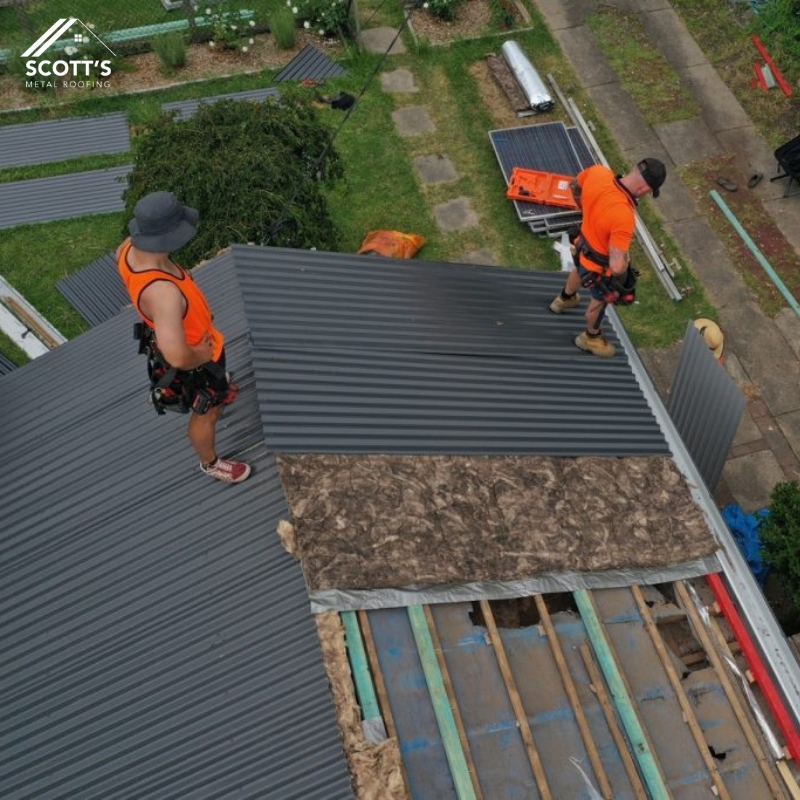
top-left (706, 571), bottom-right (800, 762)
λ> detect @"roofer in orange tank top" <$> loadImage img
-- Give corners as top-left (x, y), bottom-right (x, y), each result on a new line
top-left (117, 191), bottom-right (251, 484)
top-left (548, 158), bottom-right (667, 358)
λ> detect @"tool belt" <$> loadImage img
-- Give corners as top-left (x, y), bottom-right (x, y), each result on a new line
top-left (570, 229), bottom-right (611, 276)
top-left (133, 323), bottom-right (235, 415)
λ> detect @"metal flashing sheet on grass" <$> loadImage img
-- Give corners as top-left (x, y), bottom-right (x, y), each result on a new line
top-left (0, 165), bottom-right (131, 230)
top-left (161, 87), bottom-right (280, 119)
top-left (0, 112), bottom-right (131, 170)
top-left (56, 251), bottom-right (129, 327)
top-left (274, 43), bottom-right (348, 82)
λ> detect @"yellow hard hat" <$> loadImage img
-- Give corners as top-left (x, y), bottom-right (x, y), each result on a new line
top-left (693, 318), bottom-right (724, 359)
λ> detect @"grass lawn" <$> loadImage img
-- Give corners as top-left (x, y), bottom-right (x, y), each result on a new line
top-left (0, 0), bottom-right (718, 367)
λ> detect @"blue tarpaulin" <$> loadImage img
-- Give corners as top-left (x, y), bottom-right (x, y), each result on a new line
top-left (722, 503), bottom-right (770, 586)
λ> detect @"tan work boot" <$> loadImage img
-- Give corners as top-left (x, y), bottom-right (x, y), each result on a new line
top-left (575, 331), bottom-right (616, 358)
top-left (549, 291), bottom-right (581, 313)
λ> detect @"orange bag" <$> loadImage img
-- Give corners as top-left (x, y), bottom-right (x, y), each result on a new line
top-left (357, 230), bottom-right (426, 259)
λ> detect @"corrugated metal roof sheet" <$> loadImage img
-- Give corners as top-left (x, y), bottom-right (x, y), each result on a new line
top-left (56, 250), bottom-right (130, 326)
top-left (274, 43), bottom-right (348, 82)
top-left (0, 165), bottom-right (131, 230)
top-left (0, 351), bottom-right (16, 374)
top-left (0, 255), bottom-right (352, 799)
top-left (668, 320), bottom-right (746, 491)
top-left (0, 112), bottom-right (131, 169)
top-left (231, 245), bottom-right (668, 455)
top-left (161, 87), bottom-right (280, 119)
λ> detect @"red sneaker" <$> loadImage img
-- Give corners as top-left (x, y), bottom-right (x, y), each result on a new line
top-left (201, 456), bottom-right (252, 484)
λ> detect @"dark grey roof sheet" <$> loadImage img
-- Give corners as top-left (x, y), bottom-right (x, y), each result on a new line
top-left (56, 250), bottom-right (130, 326)
top-left (274, 43), bottom-right (348, 82)
top-left (0, 165), bottom-right (131, 230)
top-left (0, 255), bottom-right (352, 799)
top-left (0, 351), bottom-right (16, 374)
top-left (230, 245), bottom-right (669, 456)
top-left (161, 87), bottom-right (280, 119)
top-left (0, 112), bottom-right (131, 170)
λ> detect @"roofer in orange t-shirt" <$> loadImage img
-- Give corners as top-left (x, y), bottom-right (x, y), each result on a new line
top-left (549, 158), bottom-right (666, 358)
top-left (118, 192), bottom-right (251, 484)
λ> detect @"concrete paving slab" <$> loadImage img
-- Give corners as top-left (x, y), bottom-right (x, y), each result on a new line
top-left (720, 301), bottom-right (800, 417)
top-left (775, 308), bottom-right (800, 360)
top-left (776, 410), bottom-right (800, 466)
top-left (457, 248), bottom-right (498, 265)
top-left (359, 27), bottom-right (406, 55)
top-left (676, 64), bottom-right (752, 133)
top-left (653, 118), bottom-right (725, 166)
top-left (380, 68), bottom-right (419, 93)
top-left (433, 196), bottom-right (480, 231)
top-left (529, 0), bottom-right (590, 29)
top-left (552, 27), bottom-right (618, 88)
top-left (414, 154), bottom-right (459, 183)
top-left (663, 217), bottom-right (749, 310)
top-left (730, 408), bottom-right (763, 449)
top-left (721, 351), bottom-right (759, 398)
top-left (643, 9), bottom-right (707, 69)
top-left (721, 450), bottom-right (785, 512)
top-left (587, 83), bottom-right (663, 154)
top-left (392, 106), bottom-right (436, 137)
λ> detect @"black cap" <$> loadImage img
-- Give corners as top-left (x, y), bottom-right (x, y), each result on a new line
top-left (638, 158), bottom-right (667, 198)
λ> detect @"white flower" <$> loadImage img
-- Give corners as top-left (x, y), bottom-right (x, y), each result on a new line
top-left (64, 45), bottom-right (77, 56)
top-left (319, 28), bottom-right (325, 35)
top-left (242, 45), bottom-right (249, 52)
top-left (209, 40), bottom-right (215, 47)
top-left (231, 24), bottom-right (237, 29)
top-left (206, 6), bottom-right (212, 13)
top-left (304, 19), bottom-right (310, 28)
top-left (249, 37), bottom-right (255, 44)
top-left (292, 6), bottom-right (298, 12)
top-left (249, 19), bottom-right (256, 26)
top-left (87, 22), bottom-right (95, 29)
top-left (423, 2), bottom-right (428, 7)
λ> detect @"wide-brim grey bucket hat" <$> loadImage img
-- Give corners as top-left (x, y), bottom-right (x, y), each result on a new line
top-left (128, 191), bottom-right (199, 253)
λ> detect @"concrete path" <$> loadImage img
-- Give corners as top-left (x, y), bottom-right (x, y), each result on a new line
top-left (533, 0), bottom-right (800, 511)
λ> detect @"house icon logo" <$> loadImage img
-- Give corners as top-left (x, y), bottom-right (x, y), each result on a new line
top-left (22, 18), bottom-right (116, 58)
top-left (21, 18), bottom-right (116, 89)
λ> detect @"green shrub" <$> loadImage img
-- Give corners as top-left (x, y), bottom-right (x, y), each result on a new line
top-left (289, 0), bottom-right (351, 37)
top-left (124, 93), bottom-right (344, 262)
top-left (204, 4), bottom-right (258, 52)
top-left (152, 32), bottom-right (188, 74)
top-left (418, 0), bottom-right (465, 23)
top-left (270, 6), bottom-right (297, 50)
top-left (760, 480), bottom-right (800, 607)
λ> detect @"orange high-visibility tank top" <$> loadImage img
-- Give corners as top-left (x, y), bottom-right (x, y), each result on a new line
top-left (117, 240), bottom-right (224, 362)
top-left (576, 164), bottom-right (636, 273)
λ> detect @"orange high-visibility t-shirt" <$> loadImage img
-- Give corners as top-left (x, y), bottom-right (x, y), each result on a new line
top-left (577, 165), bottom-right (636, 273)
top-left (117, 240), bottom-right (224, 362)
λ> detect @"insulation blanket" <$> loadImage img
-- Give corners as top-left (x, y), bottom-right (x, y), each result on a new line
top-left (276, 454), bottom-right (719, 599)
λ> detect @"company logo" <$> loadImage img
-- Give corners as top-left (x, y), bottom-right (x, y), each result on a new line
top-left (22, 18), bottom-right (116, 89)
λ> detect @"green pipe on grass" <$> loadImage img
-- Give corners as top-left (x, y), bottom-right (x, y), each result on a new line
top-left (710, 188), bottom-right (800, 319)
top-left (573, 589), bottom-right (671, 800)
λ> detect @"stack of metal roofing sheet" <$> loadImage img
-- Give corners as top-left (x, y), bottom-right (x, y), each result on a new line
top-left (0, 165), bottom-right (131, 230)
top-left (161, 86), bottom-right (280, 119)
top-left (0, 112), bottom-right (131, 170)
top-left (490, 121), bottom-right (595, 236)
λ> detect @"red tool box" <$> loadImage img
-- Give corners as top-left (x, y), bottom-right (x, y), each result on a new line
top-left (506, 168), bottom-right (578, 209)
